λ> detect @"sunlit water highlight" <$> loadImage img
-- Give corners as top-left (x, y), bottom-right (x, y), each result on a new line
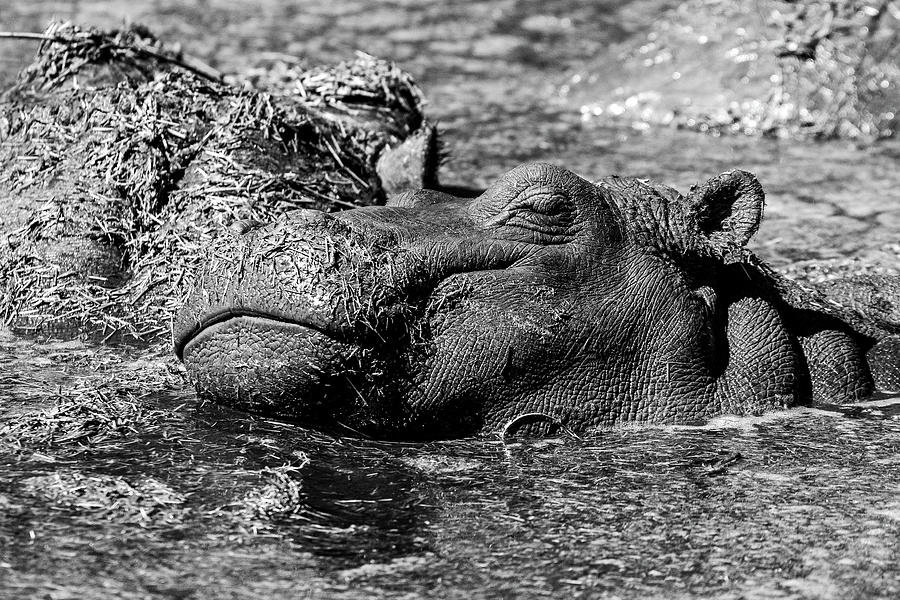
top-left (2, 1), bottom-right (900, 598)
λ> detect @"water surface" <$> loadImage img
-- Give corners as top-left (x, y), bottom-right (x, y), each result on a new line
top-left (2, 1), bottom-right (900, 598)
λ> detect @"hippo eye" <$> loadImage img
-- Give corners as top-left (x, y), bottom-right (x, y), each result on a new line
top-left (516, 188), bottom-right (573, 217)
top-left (505, 187), bottom-right (576, 234)
top-left (478, 185), bottom-right (577, 242)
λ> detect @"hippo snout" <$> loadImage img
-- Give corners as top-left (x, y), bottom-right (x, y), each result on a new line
top-left (174, 209), bottom-right (399, 423)
top-left (175, 195), bottom-right (530, 430)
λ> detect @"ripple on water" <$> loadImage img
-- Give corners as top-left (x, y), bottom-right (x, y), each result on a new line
top-left (2, 0), bottom-right (900, 597)
top-left (3, 335), bottom-right (900, 598)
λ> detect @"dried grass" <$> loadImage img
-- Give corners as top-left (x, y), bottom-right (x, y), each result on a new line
top-left (0, 350), bottom-right (185, 457)
top-left (21, 471), bottom-right (188, 526)
top-left (234, 463), bottom-right (309, 534)
top-left (2, 21), bottom-right (221, 98)
top-left (0, 21), bottom-right (429, 342)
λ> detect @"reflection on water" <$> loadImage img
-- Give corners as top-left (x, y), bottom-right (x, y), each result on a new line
top-left (2, 0), bottom-right (900, 598)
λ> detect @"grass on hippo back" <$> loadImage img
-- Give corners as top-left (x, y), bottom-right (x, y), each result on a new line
top-left (0, 21), bottom-right (427, 342)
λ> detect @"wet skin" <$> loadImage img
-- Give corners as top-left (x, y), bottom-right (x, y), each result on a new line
top-left (176, 162), bottom-right (888, 439)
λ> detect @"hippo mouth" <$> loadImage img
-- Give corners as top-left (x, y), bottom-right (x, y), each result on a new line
top-left (178, 311), bottom-right (362, 420)
top-left (174, 309), bottom-right (337, 359)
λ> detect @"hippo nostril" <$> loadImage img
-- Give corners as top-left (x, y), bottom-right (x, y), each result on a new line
top-left (229, 219), bottom-right (264, 235)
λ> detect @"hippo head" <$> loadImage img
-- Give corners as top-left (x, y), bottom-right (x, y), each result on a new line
top-left (175, 163), bottom-right (874, 438)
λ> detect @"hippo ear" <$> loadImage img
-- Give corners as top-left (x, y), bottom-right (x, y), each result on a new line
top-left (376, 123), bottom-right (441, 196)
top-left (688, 170), bottom-right (765, 256)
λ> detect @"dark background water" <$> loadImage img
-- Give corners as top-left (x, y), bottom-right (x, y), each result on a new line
top-left (2, 1), bottom-right (900, 598)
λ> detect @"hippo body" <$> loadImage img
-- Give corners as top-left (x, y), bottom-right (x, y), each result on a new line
top-left (177, 163), bottom-right (898, 438)
top-left (0, 23), bottom-right (437, 339)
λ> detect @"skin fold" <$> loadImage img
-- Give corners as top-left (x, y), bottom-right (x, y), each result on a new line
top-left (176, 162), bottom-right (897, 439)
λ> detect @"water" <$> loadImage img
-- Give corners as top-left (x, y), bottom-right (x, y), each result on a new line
top-left (2, 1), bottom-right (900, 598)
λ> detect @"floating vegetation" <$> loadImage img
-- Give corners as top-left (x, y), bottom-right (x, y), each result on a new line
top-left (0, 347), bottom-right (185, 458)
top-left (234, 463), bottom-right (309, 534)
top-left (21, 471), bottom-right (188, 526)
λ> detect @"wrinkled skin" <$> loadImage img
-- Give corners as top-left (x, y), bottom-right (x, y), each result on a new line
top-left (177, 162), bottom-right (897, 439)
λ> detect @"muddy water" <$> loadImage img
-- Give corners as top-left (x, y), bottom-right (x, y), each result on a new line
top-left (2, 1), bottom-right (900, 599)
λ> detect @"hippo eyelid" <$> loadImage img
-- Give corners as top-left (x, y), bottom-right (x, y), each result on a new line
top-left (513, 186), bottom-right (574, 216)
top-left (476, 184), bottom-right (578, 241)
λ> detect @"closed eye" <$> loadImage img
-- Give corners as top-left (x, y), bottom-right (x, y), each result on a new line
top-left (516, 187), bottom-right (573, 218)
top-left (481, 185), bottom-right (577, 243)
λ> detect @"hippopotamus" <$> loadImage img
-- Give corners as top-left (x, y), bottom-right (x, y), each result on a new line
top-left (175, 162), bottom-right (900, 438)
top-left (0, 22), bottom-right (438, 339)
